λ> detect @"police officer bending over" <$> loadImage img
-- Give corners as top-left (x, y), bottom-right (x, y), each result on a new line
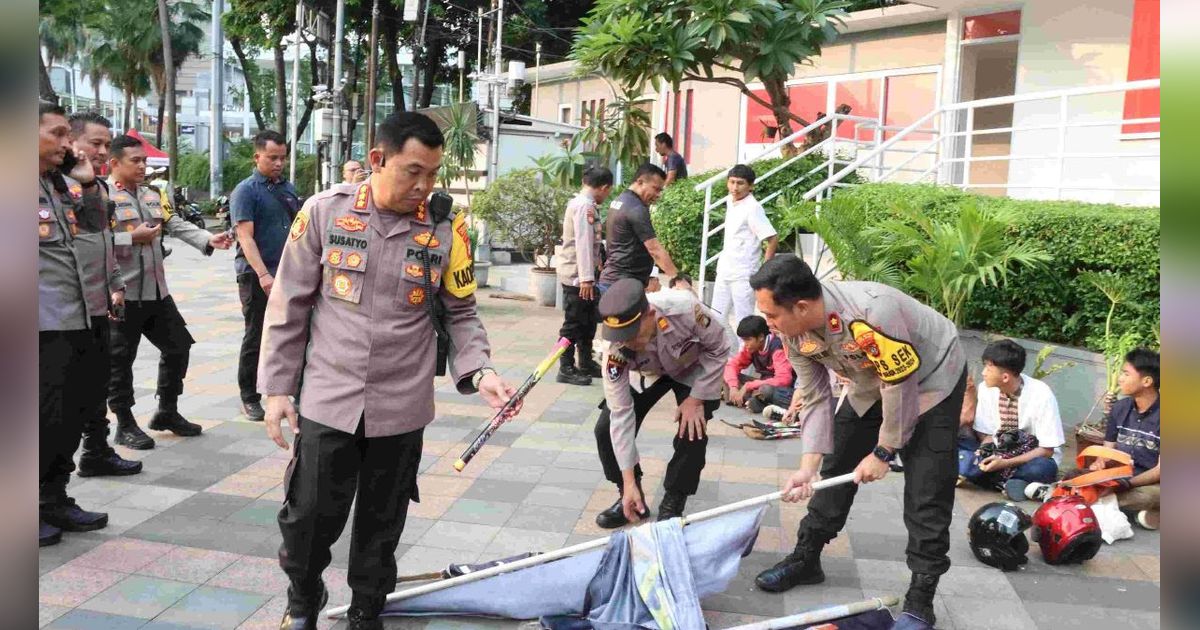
top-left (259, 112), bottom-right (519, 630)
top-left (749, 255), bottom-right (966, 628)
top-left (594, 278), bottom-right (729, 528)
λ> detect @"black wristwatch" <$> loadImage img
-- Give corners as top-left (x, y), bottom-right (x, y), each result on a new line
top-left (872, 445), bottom-right (896, 463)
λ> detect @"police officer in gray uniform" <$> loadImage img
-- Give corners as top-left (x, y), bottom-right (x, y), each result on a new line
top-left (105, 134), bottom-right (233, 449)
top-left (39, 101), bottom-right (121, 546)
top-left (749, 255), bottom-right (966, 628)
top-left (594, 278), bottom-right (729, 527)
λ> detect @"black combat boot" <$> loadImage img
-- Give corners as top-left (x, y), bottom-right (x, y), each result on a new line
top-left (556, 345), bottom-right (592, 386)
top-left (278, 582), bottom-right (328, 630)
top-left (595, 481), bottom-right (652, 529)
top-left (40, 520), bottom-right (62, 547)
top-left (901, 572), bottom-right (939, 627)
top-left (149, 394), bottom-right (202, 437)
top-left (242, 400), bottom-right (266, 422)
top-left (345, 593), bottom-right (385, 630)
top-left (41, 497), bottom-right (108, 533)
top-left (754, 529), bottom-right (828, 592)
top-left (657, 490), bottom-right (688, 521)
top-left (578, 341), bottom-right (603, 379)
top-left (113, 408), bottom-right (155, 450)
top-left (78, 415), bottom-right (143, 477)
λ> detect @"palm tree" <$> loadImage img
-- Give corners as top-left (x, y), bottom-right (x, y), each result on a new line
top-left (438, 102), bottom-right (480, 206)
top-left (39, 1), bottom-right (87, 104)
top-left (148, 0), bottom-right (208, 158)
top-left (91, 0), bottom-right (156, 131)
top-left (157, 0), bottom-right (176, 184)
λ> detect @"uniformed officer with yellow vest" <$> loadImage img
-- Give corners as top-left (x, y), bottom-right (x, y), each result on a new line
top-left (748, 255), bottom-right (967, 628)
top-left (258, 112), bottom-right (519, 630)
top-left (39, 101), bottom-right (124, 546)
top-left (105, 134), bottom-right (233, 449)
top-left (594, 278), bottom-right (730, 528)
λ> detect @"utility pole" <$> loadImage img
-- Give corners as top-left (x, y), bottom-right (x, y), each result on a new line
top-left (365, 0), bottom-right (380, 150)
top-left (533, 41), bottom-right (541, 118)
top-left (210, 0), bottom-right (225, 197)
top-left (289, 0), bottom-right (303, 182)
top-left (489, 0), bottom-right (503, 183)
top-left (458, 51), bottom-right (465, 102)
top-left (331, 0), bottom-right (345, 177)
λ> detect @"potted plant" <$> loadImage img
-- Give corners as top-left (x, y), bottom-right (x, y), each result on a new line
top-left (1073, 271), bottom-right (1139, 455)
top-left (467, 224), bottom-right (492, 287)
top-left (471, 169), bottom-right (572, 306)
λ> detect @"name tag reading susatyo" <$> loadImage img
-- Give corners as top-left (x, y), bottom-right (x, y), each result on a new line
top-left (849, 320), bottom-right (920, 383)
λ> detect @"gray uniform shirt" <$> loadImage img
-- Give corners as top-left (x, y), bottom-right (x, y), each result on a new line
top-left (557, 192), bottom-right (600, 287)
top-left (109, 181), bottom-right (212, 301)
top-left (598, 190), bottom-right (656, 286)
top-left (601, 291), bottom-right (731, 470)
top-left (784, 281), bottom-right (965, 455)
top-left (259, 182), bottom-right (492, 437)
top-left (39, 174), bottom-right (121, 331)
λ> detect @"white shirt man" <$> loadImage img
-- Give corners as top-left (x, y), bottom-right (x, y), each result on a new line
top-left (712, 164), bottom-right (777, 328)
top-left (972, 373), bottom-right (1066, 462)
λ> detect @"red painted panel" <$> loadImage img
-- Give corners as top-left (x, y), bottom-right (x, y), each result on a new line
top-left (835, 79), bottom-right (882, 141)
top-left (884, 73), bottom-right (938, 141)
top-left (962, 10), bottom-right (1021, 40)
top-left (742, 83), bottom-right (828, 144)
top-left (1123, 0), bottom-right (1160, 134)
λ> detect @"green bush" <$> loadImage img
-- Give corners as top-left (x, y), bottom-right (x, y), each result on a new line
top-left (175, 141), bottom-right (318, 198)
top-left (794, 183), bottom-right (1160, 351)
top-left (471, 169), bottom-right (574, 269)
top-left (654, 154), bottom-right (858, 277)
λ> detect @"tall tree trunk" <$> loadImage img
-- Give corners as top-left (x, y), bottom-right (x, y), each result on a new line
top-left (91, 72), bottom-right (101, 111)
top-left (343, 35), bottom-right (363, 162)
top-left (418, 42), bottom-right (439, 109)
top-left (762, 76), bottom-right (797, 156)
top-left (158, 0), bottom-right (176, 185)
top-left (294, 39), bottom-right (319, 145)
top-left (155, 81), bottom-right (166, 147)
top-left (380, 3), bottom-right (405, 113)
top-left (273, 38), bottom-right (288, 134)
top-left (39, 53), bottom-right (58, 105)
top-left (230, 35), bottom-right (266, 131)
top-left (123, 87), bottom-right (133, 131)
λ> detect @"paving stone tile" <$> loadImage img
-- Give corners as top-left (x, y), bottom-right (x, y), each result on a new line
top-left (1023, 601), bottom-right (1161, 629)
top-left (1007, 572), bottom-right (1160, 611)
top-left (137, 547), bottom-right (241, 583)
top-left (416, 521), bottom-right (500, 553)
top-left (522, 485), bottom-right (592, 510)
top-left (397, 545), bottom-right (482, 575)
top-left (77, 575), bottom-right (197, 619)
top-left (66, 537), bottom-right (176, 573)
top-left (461, 478), bottom-right (537, 503)
top-left (43, 609), bottom-right (146, 630)
top-left (441, 498), bottom-right (519, 526)
top-left (39, 603), bottom-right (71, 628)
top-left (39, 532), bottom-right (110, 576)
top-left (942, 595), bottom-right (1037, 630)
top-left (39, 564), bottom-right (128, 607)
top-left (505, 504), bottom-right (583, 533)
top-left (152, 585), bottom-right (271, 629)
top-left (479, 528), bottom-right (569, 559)
top-left (106, 486), bottom-right (196, 512)
top-left (495, 447), bottom-right (557, 466)
top-left (226, 500), bottom-right (285, 527)
top-left (206, 472), bottom-right (281, 498)
top-left (159, 492), bottom-right (256, 520)
top-left (475, 462), bottom-right (547, 484)
top-left (207, 556), bottom-right (292, 595)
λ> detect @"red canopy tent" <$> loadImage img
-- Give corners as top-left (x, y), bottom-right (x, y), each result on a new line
top-left (124, 129), bottom-right (171, 168)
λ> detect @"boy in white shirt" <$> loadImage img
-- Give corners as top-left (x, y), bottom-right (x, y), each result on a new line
top-left (960, 339), bottom-right (1064, 500)
top-left (711, 164), bottom-right (778, 328)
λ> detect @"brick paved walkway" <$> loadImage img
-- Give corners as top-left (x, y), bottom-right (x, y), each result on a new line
top-left (38, 239), bottom-right (1160, 629)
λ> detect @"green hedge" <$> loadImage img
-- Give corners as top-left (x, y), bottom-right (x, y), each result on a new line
top-left (175, 141), bottom-right (319, 198)
top-left (653, 154), bottom-right (856, 277)
top-left (819, 184), bottom-right (1160, 351)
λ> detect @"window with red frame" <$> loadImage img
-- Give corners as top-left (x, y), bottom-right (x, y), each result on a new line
top-left (1122, 0), bottom-right (1159, 135)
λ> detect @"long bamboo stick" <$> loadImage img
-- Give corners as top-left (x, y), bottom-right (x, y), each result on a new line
top-left (324, 472), bottom-right (858, 619)
top-left (724, 596), bottom-right (901, 630)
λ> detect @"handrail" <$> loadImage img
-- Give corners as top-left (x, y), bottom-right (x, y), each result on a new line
top-left (940, 78), bottom-right (1159, 111)
top-left (803, 107), bottom-right (939, 201)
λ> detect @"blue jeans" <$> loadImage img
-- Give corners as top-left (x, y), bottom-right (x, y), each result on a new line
top-left (957, 434), bottom-right (1058, 485)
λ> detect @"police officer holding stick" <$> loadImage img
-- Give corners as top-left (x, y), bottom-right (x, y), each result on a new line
top-left (748, 255), bottom-right (967, 628)
top-left (259, 112), bottom-right (519, 630)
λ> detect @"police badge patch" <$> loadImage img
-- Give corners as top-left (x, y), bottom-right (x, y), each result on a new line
top-left (693, 304), bottom-right (711, 328)
top-left (606, 353), bottom-right (627, 382)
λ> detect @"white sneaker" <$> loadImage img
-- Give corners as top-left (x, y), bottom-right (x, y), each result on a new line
top-left (1136, 510), bottom-right (1159, 530)
top-left (762, 405), bottom-right (786, 423)
top-left (1024, 482), bottom-right (1051, 502)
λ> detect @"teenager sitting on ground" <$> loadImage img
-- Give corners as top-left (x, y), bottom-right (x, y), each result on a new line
top-left (959, 339), bottom-right (1065, 501)
top-left (722, 315), bottom-right (796, 415)
top-left (1045, 348), bottom-right (1160, 530)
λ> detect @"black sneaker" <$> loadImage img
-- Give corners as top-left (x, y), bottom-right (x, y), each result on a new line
top-left (902, 572), bottom-right (939, 627)
top-left (754, 530), bottom-right (827, 593)
top-left (148, 410), bottom-right (202, 437)
top-left (241, 400), bottom-right (266, 422)
top-left (39, 520), bottom-right (62, 547)
top-left (555, 365), bottom-right (592, 387)
top-left (42, 501), bottom-right (108, 532)
top-left (77, 452), bottom-right (143, 477)
top-left (113, 409), bottom-right (155, 449)
top-left (279, 584), bottom-right (328, 630)
top-left (595, 497), bottom-right (651, 529)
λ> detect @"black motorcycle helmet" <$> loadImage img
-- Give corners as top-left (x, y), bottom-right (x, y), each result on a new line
top-left (968, 502), bottom-right (1033, 571)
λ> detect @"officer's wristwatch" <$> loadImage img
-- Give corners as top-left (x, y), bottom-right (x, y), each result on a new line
top-left (872, 445), bottom-right (896, 463)
top-left (471, 367), bottom-right (497, 390)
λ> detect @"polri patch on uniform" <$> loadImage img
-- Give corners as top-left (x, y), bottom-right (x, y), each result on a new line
top-left (841, 341), bottom-right (860, 353)
top-left (38, 209), bottom-right (50, 220)
top-left (335, 215), bottom-right (368, 232)
top-left (405, 263), bottom-right (424, 278)
top-left (408, 286), bottom-right (427, 305)
top-left (346, 252), bottom-right (363, 269)
top-left (289, 210), bottom-right (310, 241)
top-left (799, 339), bottom-right (821, 354)
top-left (694, 304), bottom-right (711, 328)
top-left (849, 320), bottom-right (920, 384)
top-left (354, 184), bottom-right (370, 210)
top-left (413, 232), bottom-right (440, 248)
top-left (327, 248), bottom-right (344, 265)
top-left (606, 353), bottom-right (627, 382)
top-left (657, 317), bottom-right (670, 331)
top-left (828, 312), bottom-right (843, 334)
top-left (39, 224), bottom-right (51, 238)
top-left (68, 184), bottom-right (82, 199)
top-left (332, 272), bottom-right (353, 297)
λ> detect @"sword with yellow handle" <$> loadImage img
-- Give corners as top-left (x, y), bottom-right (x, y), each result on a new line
top-left (454, 337), bottom-right (572, 472)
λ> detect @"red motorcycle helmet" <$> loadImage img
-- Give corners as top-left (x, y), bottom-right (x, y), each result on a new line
top-left (1030, 495), bottom-right (1102, 565)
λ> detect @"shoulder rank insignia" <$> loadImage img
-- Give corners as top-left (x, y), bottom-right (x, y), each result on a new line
top-left (289, 210), bottom-right (310, 241)
top-left (414, 203), bottom-right (427, 223)
top-left (693, 304), bottom-right (711, 328)
top-left (828, 312), bottom-right (843, 334)
top-left (848, 320), bottom-right (920, 384)
top-left (353, 184), bottom-right (370, 210)
top-left (606, 353), bottom-right (627, 382)
top-left (335, 215), bottom-right (368, 232)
